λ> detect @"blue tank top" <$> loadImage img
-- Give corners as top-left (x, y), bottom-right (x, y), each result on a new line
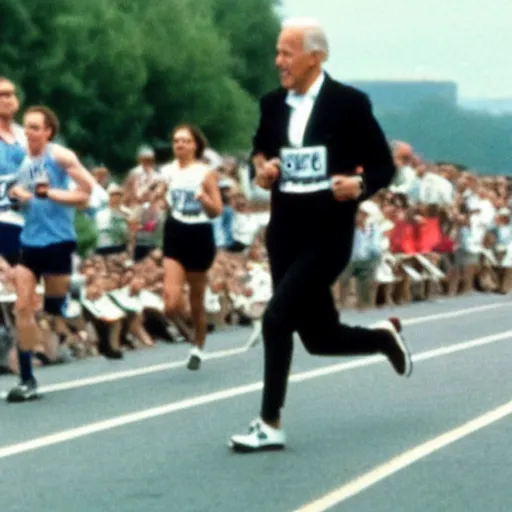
top-left (17, 144), bottom-right (76, 247)
top-left (0, 138), bottom-right (26, 213)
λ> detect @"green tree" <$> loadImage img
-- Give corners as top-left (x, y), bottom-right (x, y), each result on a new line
top-left (18, 0), bottom-right (150, 171)
top-left (74, 211), bottom-right (97, 258)
top-left (1, 0), bottom-right (282, 171)
top-left (0, 1), bottom-right (36, 98)
top-left (209, 0), bottom-right (281, 99)
top-left (138, 0), bottom-right (257, 153)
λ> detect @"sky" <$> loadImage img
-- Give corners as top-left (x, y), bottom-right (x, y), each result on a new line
top-left (282, 0), bottom-right (511, 99)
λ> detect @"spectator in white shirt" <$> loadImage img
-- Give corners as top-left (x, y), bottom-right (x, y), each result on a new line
top-left (456, 205), bottom-right (485, 293)
top-left (474, 185), bottom-right (496, 228)
top-left (95, 183), bottom-right (130, 256)
top-left (226, 191), bottom-right (262, 253)
top-left (389, 141), bottom-right (416, 195)
top-left (125, 145), bottom-right (161, 202)
top-left (463, 174), bottom-right (482, 209)
top-left (490, 208), bottom-right (512, 266)
top-left (91, 166), bottom-right (111, 189)
top-left (337, 202), bottom-right (383, 309)
top-left (408, 164), bottom-right (454, 206)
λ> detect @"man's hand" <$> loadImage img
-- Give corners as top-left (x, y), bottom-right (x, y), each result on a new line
top-left (331, 166), bottom-right (364, 202)
top-left (9, 185), bottom-right (33, 203)
top-left (331, 176), bottom-right (362, 201)
top-left (255, 158), bottom-right (280, 190)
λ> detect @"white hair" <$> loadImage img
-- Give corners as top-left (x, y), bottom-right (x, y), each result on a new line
top-left (282, 17), bottom-right (329, 60)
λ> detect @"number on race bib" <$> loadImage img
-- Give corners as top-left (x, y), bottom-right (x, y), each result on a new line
top-left (279, 146), bottom-right (330, 193)
top-left (171, 189), bottom-right (202, 216)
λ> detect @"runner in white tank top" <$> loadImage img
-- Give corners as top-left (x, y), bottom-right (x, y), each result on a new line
top-left (160, 124), bottom-right (223, 371)
top-left (162, 159), bottom-right (212, 225)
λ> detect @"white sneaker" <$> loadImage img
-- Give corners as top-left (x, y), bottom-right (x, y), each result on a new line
top-left (186, 346), bottom-right (202, 371)
top-left (229, 418), bottom-right (286, 453)
top-left (372, 317), bottom-right (412, 377)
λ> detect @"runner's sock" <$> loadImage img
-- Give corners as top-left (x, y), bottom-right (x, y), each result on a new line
top-left (17, 348), bottom-right (35, 383)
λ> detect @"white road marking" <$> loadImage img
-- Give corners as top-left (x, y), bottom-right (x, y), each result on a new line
top-left (0, 347), bottom-right (246, 399)
top-left (399, 301), bottom-right (509, 326)
top-left (0, 328), bottom-right (511, 460)
top-left (44, 346), bottom-right (245, 394)
top-left (1, 300), bottom-right (507, 398)
top-left (294, 398), bottom-right (512, 511)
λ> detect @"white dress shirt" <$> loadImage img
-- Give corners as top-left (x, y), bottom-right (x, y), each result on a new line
top-left (286, 72), bottom-right (325, 148)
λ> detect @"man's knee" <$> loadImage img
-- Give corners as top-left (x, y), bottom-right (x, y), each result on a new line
top-left (297, 327), bottom-right (320, 355)
top-left (262, 305), bottom-right (292, 341)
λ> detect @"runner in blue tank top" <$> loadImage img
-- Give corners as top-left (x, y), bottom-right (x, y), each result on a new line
top-left (0, 77), bottom-right (29, 397)
top-left (0, 77), bottom-right (26, 266)
top-left (6, 105), bottom-right (95, 403)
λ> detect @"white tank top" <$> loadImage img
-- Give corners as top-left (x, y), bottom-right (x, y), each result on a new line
top-left (162, 160), bottom-right (211, 224)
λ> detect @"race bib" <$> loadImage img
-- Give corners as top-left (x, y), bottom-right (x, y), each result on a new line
top-left (18, 160), bottom-right (50, 193)
top-left (279, 146), bottom-right (329, 193)
top-left (170, 188), bottom-right (202, 216)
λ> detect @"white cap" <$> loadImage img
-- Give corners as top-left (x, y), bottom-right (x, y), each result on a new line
top-left (107, 183), bottom-right (122, 195)
top-left (137, 145), bottom-right (155, 159)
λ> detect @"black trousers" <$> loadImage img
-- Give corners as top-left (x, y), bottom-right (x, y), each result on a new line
top-left (260, 221), bottom-right (389, 423)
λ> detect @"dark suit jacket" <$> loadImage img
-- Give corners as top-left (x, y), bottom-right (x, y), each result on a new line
top-left (251, 74), bottom-right (395, 246)
top-left (252, 73), bottom-right (395, 196)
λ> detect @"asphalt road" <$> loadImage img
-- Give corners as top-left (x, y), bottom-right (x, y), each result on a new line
top-left (1, 292), bottom-right (512, 512)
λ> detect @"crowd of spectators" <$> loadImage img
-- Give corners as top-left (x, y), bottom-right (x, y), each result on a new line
top-left (336, 141), bottom-right (512, 309)
top-left (1, 139), bottom-right (511, 376)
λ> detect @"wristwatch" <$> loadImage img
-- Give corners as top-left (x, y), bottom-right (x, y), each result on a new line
top-left (35, 184), bottom-right (49, 198)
